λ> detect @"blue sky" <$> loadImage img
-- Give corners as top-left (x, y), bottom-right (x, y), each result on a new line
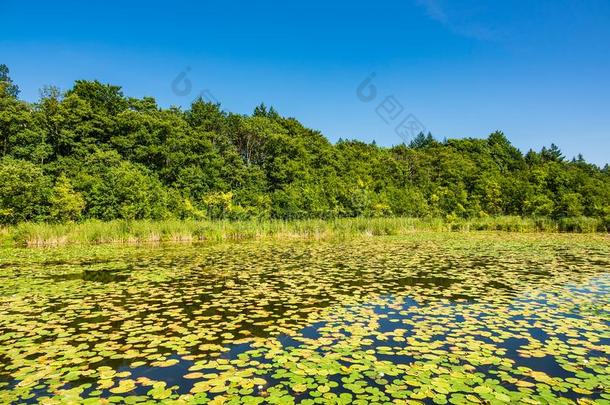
top-left (2, 0), bottom-right (609, 165)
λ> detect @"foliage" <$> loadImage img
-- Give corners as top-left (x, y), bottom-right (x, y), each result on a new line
top-left (0, 65), bottom-right (609, 228)
top-left (49, 175), bottom-right (85, 222)
top-left (0, 64), bottom-right (20, 98)
top-left (0, 157), bottom-right (50, 224)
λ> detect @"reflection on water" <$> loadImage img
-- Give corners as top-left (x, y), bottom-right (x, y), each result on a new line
top-left (48, 269), bottom-right (130, 283)
top-left (0, 233), bottom-right (609, 403)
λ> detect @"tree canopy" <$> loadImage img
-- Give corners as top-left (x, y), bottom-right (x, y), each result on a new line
top-left (1, 66), bottom-right (609, 227)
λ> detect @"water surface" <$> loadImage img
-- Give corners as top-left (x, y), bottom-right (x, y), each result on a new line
top-left (0, 233), bottom-right (609, 403)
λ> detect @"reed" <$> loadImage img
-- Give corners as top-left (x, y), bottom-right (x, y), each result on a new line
top-left (2, 216), bottom-right (606, 248)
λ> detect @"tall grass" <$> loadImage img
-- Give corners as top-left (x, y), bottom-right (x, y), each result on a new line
top-left (1, 216), bottom-right (606, 248)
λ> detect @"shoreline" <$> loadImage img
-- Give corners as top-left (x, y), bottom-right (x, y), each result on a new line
top-left (1, 216), bottom-right (607, 248)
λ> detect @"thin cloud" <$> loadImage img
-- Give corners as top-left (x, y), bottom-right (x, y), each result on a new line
top-left (414, 0), bottom-right (499, 41)
top-left (415, 0), bottom-right (448, 23)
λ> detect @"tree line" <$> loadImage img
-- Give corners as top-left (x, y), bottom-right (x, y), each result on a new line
top-left (1, 64), bottom-right (609, 227)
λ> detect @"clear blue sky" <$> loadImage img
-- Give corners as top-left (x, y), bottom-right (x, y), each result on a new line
top-left (2, 0), bottom-right (609, 165)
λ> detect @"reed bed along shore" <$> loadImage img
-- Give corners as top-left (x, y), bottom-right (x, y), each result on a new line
top-left (1, 216), bottom-right (607, 248)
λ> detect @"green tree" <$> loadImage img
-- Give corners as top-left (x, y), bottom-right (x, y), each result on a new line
top-left (49, 175), bottom-right (85, 222)
top-left (0, 64), bottom-right (20, 98)
top-left (0, 84), bottom-right (46, 160)
top-left (0, 73), bottom-right (609, 225)
top-left (76, 151), bottom-right (169, 220)
top-left (0, 158), bottom-right (50, 224)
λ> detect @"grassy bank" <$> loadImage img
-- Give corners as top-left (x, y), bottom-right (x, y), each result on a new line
top-left (1, 216), bottom-right (607, 248)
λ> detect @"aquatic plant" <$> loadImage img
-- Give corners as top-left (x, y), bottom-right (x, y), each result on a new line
top-left (0, 233), bottom-right (608, 403)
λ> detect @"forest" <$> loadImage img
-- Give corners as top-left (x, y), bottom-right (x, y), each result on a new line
top-left (1, 64), bottom-right (609, 229)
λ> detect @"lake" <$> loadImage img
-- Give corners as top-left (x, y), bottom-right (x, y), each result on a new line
top-left (0, 233), bottom-right (609, 404)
